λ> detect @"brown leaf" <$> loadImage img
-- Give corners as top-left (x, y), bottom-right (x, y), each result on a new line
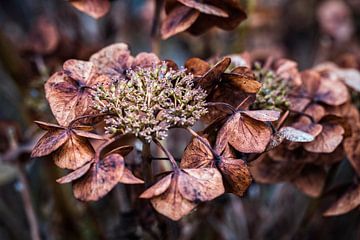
top-left (161, 6), bottom-right (200, 39)
top-left (56, 161), bottom-right (93, 184)
top-left (69, 0), bottom-right (110, 19)
top-left (45, 60), bottom-right (110, 126)
top-left (218, 157), bottom-right (251, 196)
top-left (222, 67), bottom-right (262, 94)
top-left (31, 129), bottom-right (68, 157)
top-left (73, 153), bottom-right (125, 201)
top-left (53, 133), bottom-right (94, 170)
top-left (216, 112), bottom-right (272, 153)
top-left (304, 122), bottom-right (344, 153)
top-left (292, 165), bottom-right (326, 197)
top-left (181, 137), bottom-right (213, 168)
top-left (177, 0), bottom-right (228, 17)
top-left (323, 184), bottom-right (360, 216)
top-left (185, 57), bottom-right (210, 76)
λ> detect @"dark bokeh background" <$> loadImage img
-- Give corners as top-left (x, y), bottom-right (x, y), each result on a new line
top-left (0, 0), bottom-right (360, 239)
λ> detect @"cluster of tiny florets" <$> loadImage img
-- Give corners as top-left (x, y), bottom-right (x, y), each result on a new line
top-left (252, 63), bottom-right (290, 111)
top-left (93, 62), bottom-right (208, 142)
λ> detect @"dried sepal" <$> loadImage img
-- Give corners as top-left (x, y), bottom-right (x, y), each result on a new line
top-left (140, 168), bottom-right (224, 221)
top-left (56, 161), bottom-right (93, 184)
top-left (181, 137), bottom-right (213, 168)
top-left (45, 60), bottom-right (110, 126)
top-left (185, 57), bottom-right (210, 76)
top-left (292, 165), bottom-right (326, 197)
top-left (216, 112), bottom-right (273, 154)
top-left (222, 67), bottom-right (262, 94)
top-left (161, 6), bottom-right (200, 39)
top-left (197, 57), bottom-right (231, 92)
top-left (277, 127), bottom-right (315, 142)
top-left (31, 129), bottom-right (68, 158)
top-left (69, 0), bottom-right (110, 19)
top-left (323, 184), bottom-right (360, 216)
top-left (72, 153), bottom-right (125, 201)
top-left (177, 0), bottom-right (228, 17)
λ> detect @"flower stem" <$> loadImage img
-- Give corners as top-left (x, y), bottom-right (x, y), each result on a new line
top-left (153, 139), bottom-right (178, 170)
top-left (141, 141), bottom-right (153, 184)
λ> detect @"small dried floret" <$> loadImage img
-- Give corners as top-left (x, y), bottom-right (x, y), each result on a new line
top-left (252, 63), bottom-right (290, 111)
top-left (93, 62), bottom-right (207, 141)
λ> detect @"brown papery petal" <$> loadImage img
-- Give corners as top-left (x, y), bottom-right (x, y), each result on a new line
top-left (104, 145), bottom-right (134, 158)
top-left (197, 57), bottom-right (231, 92)
top-left (292, 165), bottom-right (326, 198)
top-left (119, 168), bottom-right (144, 184)
top-left (217, 113), bottom-right (272, 153)
top-left (181, 137), bottom-right (213, 169)
top-left (150, 177), bottom-right (196, 221)
top-left (344, 131), bottom-right (360, 175)
top-left (89, 43), bottom-right (133, 75)
top-left (34, 121), bottom-right (64, 130)
top-left (178, 168), bottom-right (224, 202)
top-left (177, 0), bottom-right (228, 17)
top-left (304, 123), bottom-right (344, 153)
top-left (53, 133), bottom-right (94, 170)
top-left (304, 104), bottom-right (326, 122)
top-left (218, 157), bottom-right (251, 197)
top-left (73, 153), bottom-right (125, 201)
top-left (301, 70), bottom-right (321, 97)
top-left (132, 53), bottom-right (160, 68)
top-left (288, 96), bottom-right (311, 112)
top-left (184, 58), bottom-right (210, 76)
top-left (241, 110), bottom-right (280, 122)
top-left (69, 0), bottom-right (110, 19)
top-left (31, 129), bottom-right (69, 157)
top-left (72, 129), bottom-right (105, 140)
top-left (323, 184), bottom-right (360, 216)
top-left (315, 77), bottom-right (349, 106)
top-left (56, 161), bottom-right (93, 184)
top-left (223, 66), bottom-right (261, 94)
top-left (139, 174), bottom-right (173, 199)
top-left (161, 6), bottom-right (200, 40)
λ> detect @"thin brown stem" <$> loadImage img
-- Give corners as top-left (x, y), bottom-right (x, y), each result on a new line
top-left (153, 139), bottom-right (178, 170)
top-left (186, 127), bottom-right (220, 158)
top-left (141, 141), bottom-right (153, 185)
top-left (17, 164), bottom-right (41, 240)
top-left (151, 0), bottom-right (164, 54)
top-left (276, 110), bottom-right (290, 130)
top-left (206, 102), bottom-right (236, 114)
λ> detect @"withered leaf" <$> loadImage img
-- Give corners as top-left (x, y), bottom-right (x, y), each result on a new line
top-left (69, 0), bottom-right (110, 19)
top-left (292, 165), bottom-right (326, 197)
top-left (185, 58), bottom-right (210, 76)
top-left (216, 112), bottom-right (272, 153)
top-left (161, 6), bottom-right (200, 40)
top-left (218, 157), bottom-right (251, 196)
top-left (323, 184), bottom-right (360, 216)
top-left (177, 0), bottom-right (228, 17)
top-left (45, 60), bottom-right (110, 126)
top-left (73, 153), bottom-right (125, 201)
top-left (304, 122), bottom-right (344, 153)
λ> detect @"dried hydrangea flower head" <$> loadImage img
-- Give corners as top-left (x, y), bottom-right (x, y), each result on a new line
top-left (252, 63), bottom-right (290, 111)
top-left (94, 62), bottom-right (208, 142)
